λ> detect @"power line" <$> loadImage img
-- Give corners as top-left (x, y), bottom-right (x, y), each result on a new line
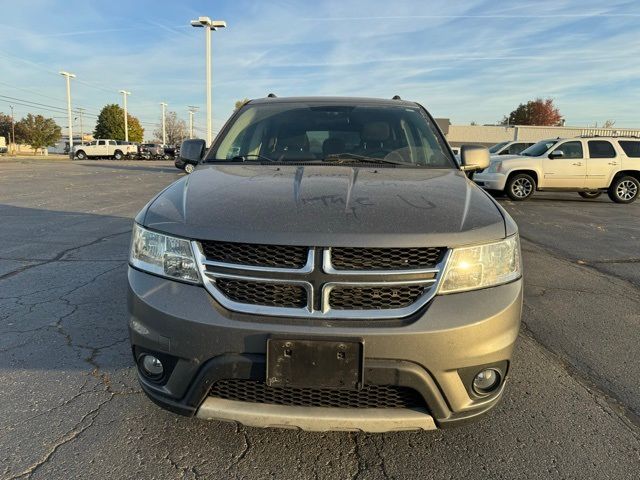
top-left (0, 94), bottom-right (98, 117)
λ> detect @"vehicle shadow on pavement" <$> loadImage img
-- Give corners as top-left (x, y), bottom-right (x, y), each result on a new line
top-left (78, 162), bottom-right (180, 174)
top-left (1, 204), bottom-right (638, 479)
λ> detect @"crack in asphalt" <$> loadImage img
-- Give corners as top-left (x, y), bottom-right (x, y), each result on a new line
top-left (0, 229), bottom-right (130, 282)
top-left (520, 233), bottom-right (640, 288)
top-left (519, 317), bottom-right (640, 436)
top-left (6, 395), bottom-right (114, 480)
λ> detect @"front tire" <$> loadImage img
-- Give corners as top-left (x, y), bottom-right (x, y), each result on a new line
top-left (608, 176), bottom-right (639, 204)
top-left (114, 150), bottom-right (123, 160)
top-left (578, 191), bottom-right (602, 199)
top-left (184, 163), bottom-right (195, 174)
top-left (506, 173), bottom-right (536, 201)
top-left (76, 150), bottom-right (87, 160)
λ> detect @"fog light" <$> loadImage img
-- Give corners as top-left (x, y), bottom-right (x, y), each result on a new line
top-left (141, 354), bottom-right (164, 378)
top-left (472, 368), bottom-right (501, 394)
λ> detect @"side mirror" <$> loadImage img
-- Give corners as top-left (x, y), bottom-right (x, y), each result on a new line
top-left (548, 150), bottom-right (564, 159)
top-left (460, 145), bottom-right (490, 171)
top-left (179, 139), bottom-right (206, 164)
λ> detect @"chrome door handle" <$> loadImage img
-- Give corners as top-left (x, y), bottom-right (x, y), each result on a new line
top-left (572, 162), bottom-right (583, 166)
top-left (608, 162), bottom-right (619, 165)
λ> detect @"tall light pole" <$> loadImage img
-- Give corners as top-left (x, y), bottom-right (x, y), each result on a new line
top-left (60, 71), bottom-right (76, 155)
top-left (160, 102), bottom-right (167, 145)
top-left (9, 105), bottom-right (15, 155)
top-left (119, 90), bottom-right (131, 141)
top-left (190, 16), bottom-right (226, 145)
top-left (187, 105), bottom-right (198, 139)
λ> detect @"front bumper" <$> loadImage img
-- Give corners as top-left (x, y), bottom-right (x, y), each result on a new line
top-left (128, 267), bottom-right (522, 430)
top-left (474, 172), bottom-right (508, 191)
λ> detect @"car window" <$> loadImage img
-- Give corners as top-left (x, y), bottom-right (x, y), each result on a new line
top-left (209, 103), bottom-right (455, 168)
top-left (555, 141), bottom-right (583, 159)
top-left (618, 141), bottom-right (640, 158)
top-left (507, 143), bottom-right (527, 155)
top-left (588, 141), bottom-right (616, 159)
top-left (98, 140), bottom-right (105, 145)
top-left (489, 142), bottom-right (509, 154)
top-left (521, 139), bottom-right (558, 157)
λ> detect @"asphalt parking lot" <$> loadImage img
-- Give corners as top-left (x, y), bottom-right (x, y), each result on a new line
top-left (1, 159), bottom-right (638, 479)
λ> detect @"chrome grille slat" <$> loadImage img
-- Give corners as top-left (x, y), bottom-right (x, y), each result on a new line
top-left (194, 241), bottom-right (449, 319)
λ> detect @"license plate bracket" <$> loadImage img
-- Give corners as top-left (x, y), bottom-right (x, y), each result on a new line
top-left (266, 337), bottom-right (364, 390)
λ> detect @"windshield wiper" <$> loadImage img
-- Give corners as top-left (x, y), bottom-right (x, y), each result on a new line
top-left (229, 154), bottom-right (277, 162)
top-left (324, 153), bottom-right (409, 166)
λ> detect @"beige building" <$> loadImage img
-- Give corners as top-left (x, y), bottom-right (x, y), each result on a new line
top-left (441, 122), bottom-right (640, 148)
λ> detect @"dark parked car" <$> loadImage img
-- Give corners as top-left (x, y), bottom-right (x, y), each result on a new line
top-left (139, 143), bottom-right (164, 160)
top-left (128, 96), bottom-right (522, 432)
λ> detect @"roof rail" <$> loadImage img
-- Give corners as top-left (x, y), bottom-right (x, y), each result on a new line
top-left (576, 134), bottom-right (640, 139)
top-left (267, 93), bottom-right (277, 98)
top-left (392, 95), bottom-right (402, 100)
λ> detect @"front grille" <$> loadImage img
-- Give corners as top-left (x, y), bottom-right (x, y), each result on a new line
top-left (329, 285), bottom-right (426, 310)
top-left (215, 278), bottom-right (307, 308)
top-left (209, 380), bottom-right (426, 409)
top-left (201, 241), bottom-right (308, 269)
top-left (330, 247), bottom-right (445, 270)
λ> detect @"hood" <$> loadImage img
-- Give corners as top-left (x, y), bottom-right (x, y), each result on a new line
top-left (489, 154), bottom-right (522, 161)
top-left (142, 165), bottom-right (507, 248)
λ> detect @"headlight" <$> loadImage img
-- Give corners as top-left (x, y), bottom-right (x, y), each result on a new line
top-left (486, 161), bottom-right (502, 173)
top-left (438, 235), bottom-right (521, 294)
top-left (129, 224), bottom-right (200, 283)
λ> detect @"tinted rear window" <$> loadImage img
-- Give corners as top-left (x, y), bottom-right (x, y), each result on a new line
top-left (588, 141), bottom-right (616, 158)
top-left (618, 141), bottom-right (640, 158)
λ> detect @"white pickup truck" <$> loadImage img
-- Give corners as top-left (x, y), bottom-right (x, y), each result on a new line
top-left (73, 139), bottom-right (136, 160)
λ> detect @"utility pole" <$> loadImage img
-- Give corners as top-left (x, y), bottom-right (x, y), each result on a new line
top-left (187, 106), bottom-right (198, 139)
top-left (160, 102), bottom-right (167, 145)
top-left (190, 16), bottom-right (226, 146)
top-left (77, 108), bottom-right (85, 145)
top-left (119, 90), bottom-right (131, 141)
top-left (9, 104), bottom-right (15, 155)
top-left (60, 71), bottom-right (76, 155)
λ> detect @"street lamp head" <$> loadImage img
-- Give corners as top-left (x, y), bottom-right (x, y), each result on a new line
top-left (119, 90), bottom-right (131, 95)
top-left (59, 71), bottom-right (76, 78)
top-left (190, 16), bottom-right (227, 29)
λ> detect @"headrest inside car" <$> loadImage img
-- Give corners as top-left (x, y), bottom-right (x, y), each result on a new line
top-left (362, 122), bottom-right (390, 142)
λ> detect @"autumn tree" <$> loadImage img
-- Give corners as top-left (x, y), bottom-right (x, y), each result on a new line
top-left (14, 114), bottom-right (61, 153)
top-left (94, 104), bottom-right (144, 142)
top-left (153, 111), bottom-right (188, 145)
top-left (501, 98), bottom-right (562, 126)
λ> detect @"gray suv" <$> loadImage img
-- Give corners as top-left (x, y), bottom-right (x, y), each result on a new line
top-left (128, 96), bottom-right (522, 432)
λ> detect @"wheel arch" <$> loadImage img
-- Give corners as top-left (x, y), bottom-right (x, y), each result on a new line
top-left (610, 170), bottom-right (640, 186)
top-left (506, 169), bottom-right (539, 188)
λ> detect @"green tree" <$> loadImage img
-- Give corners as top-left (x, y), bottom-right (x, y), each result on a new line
top-left (234, 98), bottom-right (250, 111)
top-left (14, 114), bottom-right (61, 153)
top-left (0, 112), bottom-right (13, 143)
top-left (94, 104), bottom-right (144, 142)
top-left (501, 98), bottom-right (563, 126)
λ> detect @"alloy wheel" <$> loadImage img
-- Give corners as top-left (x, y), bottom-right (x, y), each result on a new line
top-left (617, 180), bottom-right (638, 200)
top-left (512, 178), bottom-right (532, 198)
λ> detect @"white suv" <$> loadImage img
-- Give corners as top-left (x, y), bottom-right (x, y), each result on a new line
top-left (474, 136), bottom-right (640, 203)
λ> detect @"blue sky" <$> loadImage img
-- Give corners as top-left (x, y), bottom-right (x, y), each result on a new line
top-left (2, 0), bottom-right (640, 139)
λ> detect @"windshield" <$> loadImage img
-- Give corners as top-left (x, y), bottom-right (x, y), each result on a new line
top-left (489, 142), bottom-right (509, 153)
top-left (207, 102), bottom-right (455, 168)
top-left (520, 139), bottom-right (558, 157)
